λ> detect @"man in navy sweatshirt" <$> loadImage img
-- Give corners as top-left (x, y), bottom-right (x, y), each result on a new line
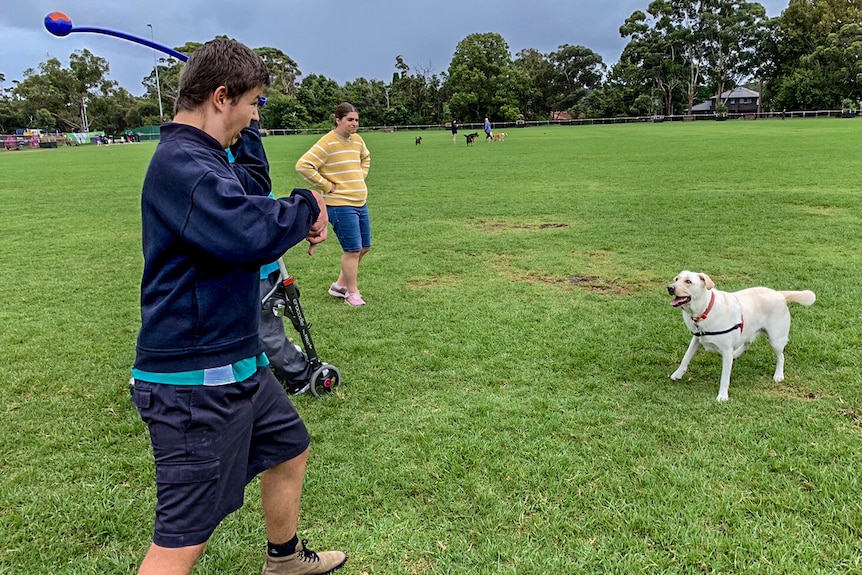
top-left (129, 38), bottom-right (347, 575)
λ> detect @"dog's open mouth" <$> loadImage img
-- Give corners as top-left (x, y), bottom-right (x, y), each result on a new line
top-left (670, 296), bottom-right (691, 307)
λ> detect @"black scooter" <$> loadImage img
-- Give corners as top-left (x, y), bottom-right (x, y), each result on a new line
top-left (263, 257), bottom-right (342, 396)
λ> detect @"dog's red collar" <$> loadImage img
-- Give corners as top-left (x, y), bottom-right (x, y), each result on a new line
top-left (691, 291), bottom-right (715, 323)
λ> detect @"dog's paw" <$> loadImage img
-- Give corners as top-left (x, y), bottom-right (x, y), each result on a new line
top-left (716, 393), bottom-right (729, 402)
top-left (670, 369), bottom-right (686, 380)
top-left (773, 373), bottom-right (785, 383)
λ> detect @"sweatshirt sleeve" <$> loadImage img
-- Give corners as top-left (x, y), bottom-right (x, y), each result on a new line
top-left (230, 121), bottom-right (271, 197)
top-left (179, 173), bottom-right (317, 266)
top-left (360, 140), bottom-right (371, 178)
top-left (295, 137), bottom-right (332, 193)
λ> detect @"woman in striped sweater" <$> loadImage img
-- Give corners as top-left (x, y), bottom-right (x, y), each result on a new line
top-left (296, 102), bottom-right (372, 306)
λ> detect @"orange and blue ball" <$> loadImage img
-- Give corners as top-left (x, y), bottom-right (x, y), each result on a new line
top-left (44, 12), bottom-right (73, 37)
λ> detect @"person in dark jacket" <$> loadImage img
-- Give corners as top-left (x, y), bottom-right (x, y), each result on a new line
top-left (225, 146), bottom-right (317, 393)
top-left (129, 38), bottom-right (346, 575)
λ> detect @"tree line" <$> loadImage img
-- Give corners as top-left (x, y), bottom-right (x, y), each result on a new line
top-left (1, 0), bottom-right (860, 135)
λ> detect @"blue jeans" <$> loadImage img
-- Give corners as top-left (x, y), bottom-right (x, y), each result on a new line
top-left (327, 204), bottom-right (371, 252)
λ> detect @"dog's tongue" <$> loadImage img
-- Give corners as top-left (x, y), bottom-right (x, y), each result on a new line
top-left (670, 297), bottom-right (689, 307)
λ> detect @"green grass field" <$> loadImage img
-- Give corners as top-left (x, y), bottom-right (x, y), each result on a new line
top-left (2, 119), bottom-right (862, 574)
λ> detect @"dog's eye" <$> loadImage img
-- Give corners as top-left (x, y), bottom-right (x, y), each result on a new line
top-left (685, 279), bottom-right (692, 284)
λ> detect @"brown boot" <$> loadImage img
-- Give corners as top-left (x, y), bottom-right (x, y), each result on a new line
top-left (261, 539), bottom-right (347, 575)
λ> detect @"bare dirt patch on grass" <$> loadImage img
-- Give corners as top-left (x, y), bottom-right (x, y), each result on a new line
top-left (521, 273), bottom-right (633, 295)
top-left (838, 407), bottom-right (862, 427)
top-left (471, 220), bottom-right (571, 232)
top-left (763, 382), bottom-right (824, 401)
top-left (787, 204), bottom-right (848, 217)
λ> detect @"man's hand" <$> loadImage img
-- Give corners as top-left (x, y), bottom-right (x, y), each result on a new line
top-left (306, 191), bottom-right (328, 255)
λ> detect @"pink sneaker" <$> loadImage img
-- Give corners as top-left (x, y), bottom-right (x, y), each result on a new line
top-left (328, 283), bottom-right (348, 299)
top-left (344, 292), bottom-right (366, 306)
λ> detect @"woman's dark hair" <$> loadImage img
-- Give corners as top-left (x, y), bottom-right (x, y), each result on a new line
top-left (333, 102), bottom-right (358, 125)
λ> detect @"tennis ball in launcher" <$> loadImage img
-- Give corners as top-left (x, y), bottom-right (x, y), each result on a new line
top-left (45, 12), bottom-right (73, 37)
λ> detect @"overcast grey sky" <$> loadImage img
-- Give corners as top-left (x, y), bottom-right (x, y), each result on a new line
top-left (2, 1), bottom-right (789, 96)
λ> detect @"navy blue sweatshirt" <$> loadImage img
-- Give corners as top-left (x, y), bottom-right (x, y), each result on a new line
top-left (134, 122), bottom-right (319, 373)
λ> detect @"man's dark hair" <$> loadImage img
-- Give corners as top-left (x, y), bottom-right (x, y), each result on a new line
top-left (175, 38), bottom-right (270, 114)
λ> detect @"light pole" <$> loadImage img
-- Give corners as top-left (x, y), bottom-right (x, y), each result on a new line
top-left (81, 97), bottom-right (89, 132)
top-left (147, 24), bottom-right (164, 122)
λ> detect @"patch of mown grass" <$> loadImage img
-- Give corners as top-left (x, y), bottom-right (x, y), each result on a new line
top-left (2, 119), bottom-right (861, 574)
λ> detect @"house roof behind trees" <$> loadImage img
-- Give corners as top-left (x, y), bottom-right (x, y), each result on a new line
top-left (713, 87), bottom-right (760, 101)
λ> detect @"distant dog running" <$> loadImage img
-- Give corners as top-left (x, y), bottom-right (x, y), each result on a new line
top-left (667, 270), bottom-right (815, 402)
top-left (415, 136), bottom-right (422, 145)
top-left (465, 132), bottom-right (479, 146)
top-left (490, 132), bottom-right (508, 142)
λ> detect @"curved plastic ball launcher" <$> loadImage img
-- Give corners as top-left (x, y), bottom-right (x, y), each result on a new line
top-left (44, 11), bottom-right (188, 61)
top-left (44, 12), bottom-right (266, 106)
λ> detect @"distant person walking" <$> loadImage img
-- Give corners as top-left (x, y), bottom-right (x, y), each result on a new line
top-left (484, 117), bottom-right (492, 141)
top-left (451, 118), bottom-right (458, 144)
top-left (296, 102), bottom-right (372, 307)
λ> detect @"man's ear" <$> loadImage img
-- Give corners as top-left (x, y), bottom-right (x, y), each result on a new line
top-left (212, 86), bottom-right (229, 112)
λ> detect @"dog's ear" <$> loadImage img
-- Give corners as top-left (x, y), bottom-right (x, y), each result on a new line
top-left (699, 273), bottom-right (715, 290)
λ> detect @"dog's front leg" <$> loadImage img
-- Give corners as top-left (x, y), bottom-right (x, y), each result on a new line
top-left (671, 337), bottom-right (700, 380)
top-left (716, 349), bottom-right (734, 402)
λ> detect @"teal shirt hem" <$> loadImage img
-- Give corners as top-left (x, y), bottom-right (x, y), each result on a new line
top-left (131, 353), bottom-right (270, 385)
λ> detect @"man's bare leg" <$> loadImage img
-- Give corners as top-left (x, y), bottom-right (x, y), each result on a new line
top-left (138, 542), bottom-right (206, 575)
top-left (261, 448), bottom-right (309, 543)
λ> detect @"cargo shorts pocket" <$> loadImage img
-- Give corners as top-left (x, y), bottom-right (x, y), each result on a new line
top-left (156, 459), bottom-right (220, 484)
top-left (152, 458), bottom-right (223, 544)
top-left (131, 384), bottom-right (151, 411)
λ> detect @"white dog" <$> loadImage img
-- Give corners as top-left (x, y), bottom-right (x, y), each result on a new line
top-left (667, 270), bottom-right (815, 402)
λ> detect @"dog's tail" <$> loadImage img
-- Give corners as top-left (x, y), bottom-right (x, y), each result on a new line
top-left (780, 290), bottom-right (816, 306)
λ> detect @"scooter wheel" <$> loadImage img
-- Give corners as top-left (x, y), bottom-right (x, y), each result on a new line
top-left (309, 364), bottom-right (342, 397)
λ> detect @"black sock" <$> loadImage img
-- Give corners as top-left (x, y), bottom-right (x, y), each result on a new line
top-left (267, 534), bottom-right (299, 557)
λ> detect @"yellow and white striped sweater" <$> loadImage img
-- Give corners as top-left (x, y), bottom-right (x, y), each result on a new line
top-left (295, 130), bottom-right (370, 207)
